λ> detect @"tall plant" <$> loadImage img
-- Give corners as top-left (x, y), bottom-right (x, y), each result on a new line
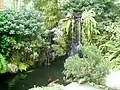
top-left (33, 0), bottom-right (60, 29)
top-left (81, 9), bottom-right (99, 44)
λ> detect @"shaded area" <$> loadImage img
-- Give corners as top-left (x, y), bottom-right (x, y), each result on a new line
top-left (0, 56), bottom-right (67, 90)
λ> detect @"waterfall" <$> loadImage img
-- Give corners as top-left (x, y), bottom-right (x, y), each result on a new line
top-left (69, 10), bottom-right (82, 56)
top-left (44, 9), bottom-right (82, 57)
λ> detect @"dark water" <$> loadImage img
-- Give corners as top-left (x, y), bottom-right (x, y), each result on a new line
top-left (0, 58), bottom-right (65, 90)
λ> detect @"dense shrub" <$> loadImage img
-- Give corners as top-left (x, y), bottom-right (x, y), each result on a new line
top-left (61, 0), bottom-right (119, 19)
top-left (63, 45), bottom-right (109, 85)
top-left (81, 9), bottom-right (98, 44)
top-left (99, 22), bottom-right (120, 70)
top-left (0, 9), bottom-right (46, 72)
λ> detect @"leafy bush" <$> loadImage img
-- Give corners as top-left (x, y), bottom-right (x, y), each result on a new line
top-left (99, 22), bottom-right (120, 70)
top-left (33, 0), bottom-right (60, 29)
top-left (0, 9), bottom-right (46, 72)
top-left (63, 45), bottom-right (109, 85)
top-left (61, 0), bottom-right (119, 19)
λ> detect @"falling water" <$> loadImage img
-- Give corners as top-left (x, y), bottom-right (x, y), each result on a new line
top-left (70, 10), bottom-right (82, 56)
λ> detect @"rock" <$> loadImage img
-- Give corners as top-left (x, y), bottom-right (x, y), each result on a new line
top-left (64, 82), bottom-right (100, 90)
top-left (105, 71), bottom-right (120, 90)
top-left (44, 27), bottom-right (63, 43)
top-left (7, 63), bottom-right (18, 73)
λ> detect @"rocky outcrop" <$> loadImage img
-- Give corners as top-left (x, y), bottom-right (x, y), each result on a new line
top-left (64, 82), bottom-right (100, 90)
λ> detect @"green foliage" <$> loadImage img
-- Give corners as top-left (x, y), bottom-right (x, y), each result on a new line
top-left (29, 83), bottom-right (64, 90)
top-left (0, 54), bottom-right (6, 73)
top-left (60, 0), bottom-right (120, 72)
top-left (0, 35), bottom-right (16, 58)
top-left (17, 61), bottom-right (34, 71)
top-left (3, 9), bottom-right (44, 36)
top-left (7, 60), bottom-right (34, 73)
top-left (61, 0), bottom-right (117, 16)
top-left (0, 9), bottom-right (46, 73)
top-left (34, 0), bottom-right (60, 29)
top-left (63, 45), bottom-right (109, 85)
top-left (52, 44), bottom-right (66, 57)
top-left (81, 9), bottom-right (99, 44)
top-left (23, 0), bottom-right (31, 4)
top-left (61, 0), bottom-right (120, 45)
top-left (0, 11), bottom-right (4, 27)
top-left (99, 22), bottom-right (120, 70)
top-left (17, 62), bottom-right (28, 71)
top-left (61, 10), bottom-right (73, 36)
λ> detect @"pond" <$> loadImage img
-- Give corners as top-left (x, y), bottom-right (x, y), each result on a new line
top-left (0, 56), bottom-right (66, 90)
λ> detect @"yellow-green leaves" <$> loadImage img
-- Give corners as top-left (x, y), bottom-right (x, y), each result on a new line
top-left (34, 0), bottom-right (60, 29)
top-left (63, 45), bottom-right (109, 85)
top-left (81, 9), bottom-right (99, 44)
top-left (63, 19), bottom-right (71, 35)
top-left (18, 62), bottom-right (28, 71)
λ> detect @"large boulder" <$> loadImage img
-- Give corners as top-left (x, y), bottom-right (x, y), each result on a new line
top-left (105, 71), bottom-right (120, 90)
top-left (64, 82), bottom-right (100, 90)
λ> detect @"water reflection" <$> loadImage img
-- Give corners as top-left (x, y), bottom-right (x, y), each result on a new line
top-left (0, 58), bottom-right (65, 90)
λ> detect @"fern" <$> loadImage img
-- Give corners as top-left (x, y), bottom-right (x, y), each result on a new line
top-left (18, 62), bottom-right (28, 71)
top-left (99, 23), bottom-right (120, 70)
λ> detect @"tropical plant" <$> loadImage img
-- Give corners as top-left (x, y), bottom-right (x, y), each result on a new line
top-left (81, 9), bottom-right (99, 44)
top-left (61, 0), bottom-right (118, 15)
top-left (99, 22), bottom-right (120, 70)
top-left (63, 45), bottom-right (109, 85)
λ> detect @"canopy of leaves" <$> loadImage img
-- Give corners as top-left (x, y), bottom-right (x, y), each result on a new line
top-left (0, 9), bottom-right (46, 73)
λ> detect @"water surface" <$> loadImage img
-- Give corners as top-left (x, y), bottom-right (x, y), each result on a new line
top-left (0, 58), bottom-right (65, 90)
